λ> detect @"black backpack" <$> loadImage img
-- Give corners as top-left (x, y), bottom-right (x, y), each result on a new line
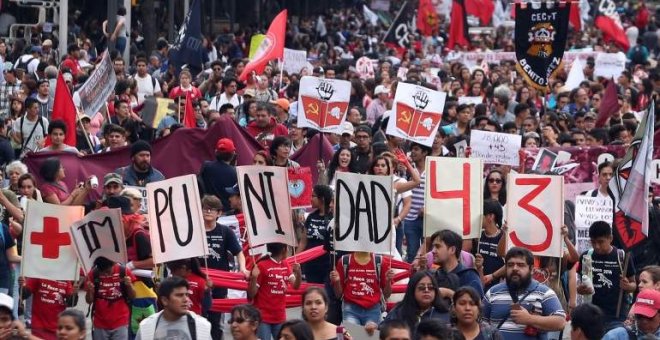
top-left (631, 45), bottom-right (646, 65)
top-left (15, 56), bottom-right (35, 72)
top-left (87, 264), bottom-right (130, 317)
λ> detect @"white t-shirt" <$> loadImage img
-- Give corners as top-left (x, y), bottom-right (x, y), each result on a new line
top-left (12, 115), bottom-right (49, 156)
top-left (209, 93), bottom-right (242, 111)
top-left (135, 74), bottom-right (161, 103)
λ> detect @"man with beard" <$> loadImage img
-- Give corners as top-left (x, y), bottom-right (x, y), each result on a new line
top-left (114, 140), bottom-right (165, 187)
top-left (482, 247), bottom-right (566, 339)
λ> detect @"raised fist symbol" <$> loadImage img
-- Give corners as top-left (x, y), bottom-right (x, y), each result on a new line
top-left (412, 91), bottom-right (429, 110)
top-left (317, 81), bottom-right (334, 101)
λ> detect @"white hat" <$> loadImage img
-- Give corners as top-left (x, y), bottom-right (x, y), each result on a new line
top-left (374, 85), bottom-right (390, 95)
top-left (0, 293), bottom-right (13, 311)
top-left (342, 122), bottom-right (354, 135)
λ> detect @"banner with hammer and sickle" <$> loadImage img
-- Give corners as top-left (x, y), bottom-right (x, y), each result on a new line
top-left (386, 82), bottom-right (446, 147)
top-left (297, 76), bottom-right (351, 134)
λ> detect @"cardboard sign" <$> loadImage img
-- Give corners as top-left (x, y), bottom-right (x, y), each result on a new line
top-left (574, 195), bottom-right (613, 253)
top-left (70, 209), bottom-right (127, 274)
top-left (507, 174), bottom-right (564, 257)
top-left (22, 201), bottom-right (84, 281)
top-left (356, 56), bottom-right (376, 80)
top-left (297, 76), bottom-right (351, 134)
top-left (75, 52), bottom-right (117, 118)
top-left (386, 82), bottom-right (447, 147)
top-left (470, 130), bottom-right (522, 166)
top-left (283, 48), bottom-right (308, 75)
top-left (334, 172), bottom-right (393, 254)
top-left (288, 167), bottom-right (313, 209)
top-left (594, 52), bottom-right (626, 79)
top-left (425, 157), bottom-right (483, 239)
top-left (146, 174), bottom-right (209, 264)
top-left (125, 185), bottom-right (148, 214)
top-left (237, 166), bottom-right (296, 247)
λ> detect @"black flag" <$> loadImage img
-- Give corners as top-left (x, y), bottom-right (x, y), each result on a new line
top-left (514, 1), bottom-right (570, 90)
top-left (383, 1), bottom-right (414, 49)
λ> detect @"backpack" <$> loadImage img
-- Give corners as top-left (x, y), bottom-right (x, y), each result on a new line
top-left (88, 264), bottom-right (130, 317)
top-left (15, 56), bottom-right (35, 72)
top-left (341, 254), bottom-right (386, 310)
top-left (18, 115), bottom-right (45, 154)
top-left (631, 45), bottom-right (646, 65)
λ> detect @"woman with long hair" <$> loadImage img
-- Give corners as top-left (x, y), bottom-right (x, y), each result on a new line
top-left (270, 136), bottom-right (300, 168)
top-left (9, 97), bottom-right (23, 121)
top-left (483, 169), bottom-right (506, 207)
top-left (276, 319), bottom-right (313, 340)
top-left (301, 287), bottom-right (352, 340)
top-left (253, 150), bottom-right (273, 166)
top-left (296, 185), bottom-right (333, 284)
top-left (324, 147), bottom-right (355, 187)
top-left (452, 287), bottom-right (502, 340)
top-left (39, 158), bottom-right (90, 205)
top-left (639, 265), bottom-right (660, 291)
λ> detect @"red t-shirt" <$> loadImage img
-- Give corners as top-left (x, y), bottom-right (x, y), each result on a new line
top-left (185, 273), bottom-right (207, 315)
top-left (85, 264), bottom-right (137, 329)
top-left (252, 257), bottom-right (292, 324)
top-left (336, 254), bottom-right (391, 309)
top-left (168, 85), bottom-right (202, 100)
top-left (25, 279), bottom-right (73, 334)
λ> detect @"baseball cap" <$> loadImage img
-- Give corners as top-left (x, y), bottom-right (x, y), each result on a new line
top-left (42, 39), bottom-right (53, 47)
top-left (632, 289), bottom-right (660, 318)
top-left (30, 46), bottom-right (42, 53)
top-left (215, 138), bottom-right (236, 153)
top-left (104, 173), bottom-right (123, 186)
top-left (225, 184), bottom-right (240, 196)
top-left (121, 188), bottom-right (142, 201)
top-left (272, 98), bottom-right (290, 112)
top-left (374, 85), bottom-right (390, 95)
top-left (584, 112), bottom-right (597, 120)
top-left (0, 293), bottom-right (12, 312)
top-left (342, 122), bottom-right (354, 135)
top-left (243, 88), bottom-right (256, 98)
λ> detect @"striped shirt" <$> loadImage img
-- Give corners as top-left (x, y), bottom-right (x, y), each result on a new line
top-left (404, 170), bottom-right (425, 221)
top-left (482, 280), bottom-right (566, 340)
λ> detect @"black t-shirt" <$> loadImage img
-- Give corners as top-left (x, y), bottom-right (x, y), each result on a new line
top-left (302, 211), bottom-right (331, 283)
top-left (478, 230), bottom-right (504, 277)
top-left (205, 223), bottom-right (242, 298)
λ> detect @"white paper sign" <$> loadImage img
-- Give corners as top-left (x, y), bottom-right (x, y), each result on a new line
top-left (458, 96), bottom-right (483, 106)
top-left (454, 140), bottom-right (468, 158)
top-left (147, 174), bottom-right (209, 264)
top-left (283, 48), bottom-right (308, 75)
top-left (22, 201), bottom-right (84, 280)
top-left (356, 56), bottom-right (376, 80)
top-left (386, 82), bottom-right (447, 147)
top-left (297, 76), bottom-right (351, 134)
top-left (237, 166), bottom-right (296, 247)
top-left (425, 157), bottom-right (483, 238)
top-left (594, 52), bottom-right (626, 79)
top-left (563, 58), bottom-right (585, 92)
top-left (470, 130), bottom-right (522, 166)
top-left (334, 172), bottom-right (393, 254)
top-left (574, 195), bottom-right (613, 253)
top-left (507, 174), bottom-right (564, 257)
top-left (70, 209), bottom-right (127, 274)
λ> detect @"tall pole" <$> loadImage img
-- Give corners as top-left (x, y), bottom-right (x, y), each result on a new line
top-left (108, 0), bottom-right (118, 53)
top-left (168, 0), bottom-right (175, 42)
top-left (58, 0), bottom-right (68, 60)
top-left (184, 0), bottom-right (190, 19)
top-left (123, 0), bottom-right (131, 64)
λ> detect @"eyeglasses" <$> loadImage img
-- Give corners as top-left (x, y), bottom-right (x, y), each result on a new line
top-left (202, 208), bottom-right (219, 213)
top-left (228, 317), bottom-right (251, 324)
top-left (416, 284), bottom-right (434, 292)
top-left (488, 178), bottom-right (502, 184)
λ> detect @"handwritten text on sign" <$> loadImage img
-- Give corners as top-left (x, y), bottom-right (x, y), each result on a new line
top-left (470, 130), bottom-right (522, 166)
top-left (574, 195), bottom-right (613, 253)
top-left (334, 172), bottom-right (393, 254)
top-left (424, 157), bottom-right (483, 238)
top-left (506, 174), bottom-right (563, 257)
top-left (237, 166), bottom-right (296, 247)
top-left (147, 174), bottom-right (209, 264)
top-left (70, 209), bottom-right (127, 274)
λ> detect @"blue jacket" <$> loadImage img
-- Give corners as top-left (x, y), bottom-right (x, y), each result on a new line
top-left (114, 165), bottom-right (165, 187)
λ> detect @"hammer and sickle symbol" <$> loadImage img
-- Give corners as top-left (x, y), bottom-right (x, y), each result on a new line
top-left (308, 103), bottom-right (320, 115)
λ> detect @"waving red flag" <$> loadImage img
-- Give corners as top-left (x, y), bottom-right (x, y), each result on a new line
top-left (48, 72), bottom-right (77, 147)
top-left (417, 0), bottom-right (439, 36)
top-left (183, 91), bottom-right (197, 128)
top-left (465, 0), bottom-right (494, 26)
top-left (569, 1), bottom-right (581, 30)
top-left (595, 0), bottom-right (629, 51)
top-left (448, 0), bottom-right (469, 50)
top-left (238, 10), bottom-right (287, 81)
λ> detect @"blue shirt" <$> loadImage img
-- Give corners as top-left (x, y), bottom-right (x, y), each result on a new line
top-left (452, 262), bottom-right (484, 298)
top-left (603, 326), bottom-right (660, 340)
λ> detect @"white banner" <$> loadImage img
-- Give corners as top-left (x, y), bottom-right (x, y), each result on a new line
top-left (574, 195), bottom-right (613, 253)
top-left (356, 56), bottom-right (376, 80)
top-left (386, 82), bottom-right (447, 147)
top-left (594, 52), bottom-right (626, 79)
top-left (297, 76), bottom-right (351, 134)
top-left (237, 166), bottom-right (296, 247)
top-left (425, 157), bottom-right (483, 238)
top-left (507, 174), bottom-right (564, 257)
top-left (458, 51), bottom-right (598, 71)
top-left (458, 96), bottom-right (483, 106)
top-left (283, 48), bottom-right (308, 75)
top-left (70, 209), bottom-right (127, 274)
top-left (470, 130), bottom-right (522, 166)
top-left (334, 172), bottom-right (393, 254)
top-left (74, 51), bottom-right (117, 118)
top-left (147, 174), bottom-right (208, 264)
top-left (21, 201), bottom-right (84, 281)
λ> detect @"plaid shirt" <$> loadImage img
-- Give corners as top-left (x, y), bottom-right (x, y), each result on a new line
top-left (0, 80), bottom-right (21, 117)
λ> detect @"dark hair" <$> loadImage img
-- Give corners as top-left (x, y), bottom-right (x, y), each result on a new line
top-left (301, 287), bottom-right (328, 321)
top-left (313, 184), bottom-right (333, 213)
top-left (451, 286), bottom-right (482, 324)
top-left (166, 258), bottom-right (206, 279)
top-left (158, 276), bottom-right (189, 302)
top-left (598, 161), bottom-right (613, 174)
top-left (642, 265), bottom-right (660, 284)
top-left (67, 43), bottom-right (79, 54)
top-left (39, 157), bottom-right (61, 182)
top-left (265, 242), bottom-right (288, 258)
top-left (231, 304), bottom-right (261, 326)
top-left (588, 128), bottom-right (609, 145)
top-left (589, 220), bottom-right (612, 239)
top-left (354, 124), bottom-right (372, 136)
top-left (17, 173), bottom-right (38, 200)
top-left (270, 136), bottom-right (291, 157)
top-left (392, 271), bottom-right (448, 332)
top-left (219, 103), bottom-right (234, 114)
top-left (505, 247), bottom-right (534, 267)
top-left (416, 319), bottom-right (461, 339)
top-left (327, 147), bottom-right (355, 182)
top-left (253, 150), bottom-right (273, 165)
top-left (24, 97), bottom-right (39, 109)
top-left (222, 77), bottom-right (237, 88)
top-left (48, 119), bottom-right (67, 135)
top-left (379, 319), bottom-right (411, 340)
top-left (410, 142), bottom-right (432, 154)
top-left (117, 7), bottom-right (127, 15)
top-left (514, 103), bottom-right (530, 117)
top-left (483, 169), bottom-right (507, 206)
top-left (483, 198), bottom-right (503, 226)
top-left (368, 155), bottom-right (392, 175)
top-left (430, 230), bottom-right (462, 259)
top-left (58, 308), bottom-right (86, 332)
top-left (570, 303), bottom-right (605, 340)
top-left (103, 123), bottom-right (126, 137)
top-left (277, 319), bottom-right (314, 340)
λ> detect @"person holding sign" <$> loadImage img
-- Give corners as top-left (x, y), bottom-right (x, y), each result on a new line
top-left (165, 258), bottom-right (213, 315)
top-left (248, 243), bottom-right (301, 340)
top-left (296, 185), bottom-right (333, 284)
top-left (19, 277), bottom-right (77, 340)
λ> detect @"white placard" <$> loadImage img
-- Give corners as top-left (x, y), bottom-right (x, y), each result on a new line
top-left (454, 140), bottom-right (468, 158)
top-left (237, 166), bottom-right (296, 247)
top-left (507, 174), bottom-right (564, 257)
top-left (334, 172), bottom-right (393, 254)
top-left (297, 76), bottom-right (351, 134)
top-left (458, 96), bottom-right (483, 106)
top-left (356, 56), bottom-right (376, 80)
top-left (74, 51), bottom-right (117, 118)
top-left (22, 201), bottom-right (84, 281)
top-left (470, 130), bottom-right (522, 166)
top-left (563, 58), bottom-right (585, 92)
top-left (594, 52), bottom-right (626, 79)
top-left (70, 209), bottom-right (127, 274)
top-left (147, 174), bottom-right (209, 264)
top-left (386, 82), bottom-right (447, 147)
top-left (425, 157), bottom-right (483, 238)
top-left (283, 48), bottom-right (308, 75)
top-left (574, 195), bottom-right (613, 253)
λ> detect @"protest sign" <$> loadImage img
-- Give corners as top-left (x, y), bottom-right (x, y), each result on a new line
top-left (237, 166), bottom-right (296, 247)
top-left (147, 174), bottom-right (209, 264)
top-left (386, 82), bottom-right (447, 147)
top-left (125, 185), bottom-right (148, 213)
top-left (507, 174), bottom-right (564, 257)
top-left (70, 209), bottom-right (127, 274)
top-left (356, 56), bottom-right (376, 80)
top-left (454, 140), bottom-right (468, 158)
top-left (563, 58), bottom-right (585, 92)
top-left (22, 201), bottom-right (84, 281)
top-left (594, 52), bottom-right (626, 79)
top-left (458, 96), bottom-right (483, 106)
top-left (297, 76), bottom-right (351, 134)
top-left (288, 167), bottom-right (313, 209)
top-left (574, 195), bottom-right (613, 253)
top-left (470, 130), bottom-right (522, 166)
top-left (334, 172), bottom-right (393, 254)
top-left (75, 52), bottom-right (117, 118)
top-left (532, 148), bottom-right (558, 174)
top-left (283, 48), bottom-right (308, 75)
top-left (425, 157), bottom-right (483, 238)
top-left (397, 67), bottom-right (408, 81)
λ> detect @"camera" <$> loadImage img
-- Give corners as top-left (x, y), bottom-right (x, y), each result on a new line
top-left (89, 175), bottom-right (98, 189)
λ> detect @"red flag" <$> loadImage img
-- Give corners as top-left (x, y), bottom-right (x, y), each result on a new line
top-left (569, 1), bottom-right (581, 30)
top-left (238, 10), bottom-right (287, 81)
top-left (448, 0), bottom-right (469, 50)
top-left (48, 72), bottom-right (77, 147)
top-left (595, 79), bottom-right (621, 128)
top-left (595, 0), bottom-right (629, 51)
top-left (465, 0), bottom-right (494, 26)
top-left (183, 91), bottom-right (196, 128)
top-left (417, 0), bottom-right (438, 36)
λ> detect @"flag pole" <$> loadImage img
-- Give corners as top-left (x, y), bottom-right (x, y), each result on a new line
top-left (77, 115), bottom-right (96, 154)
top-left (278, 59), bottom-right (284, 91)
top-left (381, 1), bottom-right (408, 45)
top-left (615, 253), bottom-right (631, 318)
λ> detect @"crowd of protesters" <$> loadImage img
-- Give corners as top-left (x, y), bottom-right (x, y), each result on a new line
top-left (0, 1), bottom-right (655, 340)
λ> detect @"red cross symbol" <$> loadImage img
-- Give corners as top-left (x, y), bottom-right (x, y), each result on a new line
top-left (30, 217), bottom-right (71, 259)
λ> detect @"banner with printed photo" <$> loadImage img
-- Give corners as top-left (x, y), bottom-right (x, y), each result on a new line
top-left (297, 76), bottom-right (351, 134)
top-left (75, 51), bottom-right (117, 117)
top-left (574, 195), bottom-right (613, 253)
top-left (425, 157), bottom-right (483, 239)
top-left (288, 167), bottom-right (313, 209)
top-left (470, 130), bottom-right (522, 166)
top-left (386, 82), bottom-right (447, 147)
top-left (70, 209), bottom-right (127, 274)
top-left (334, 172), bottom-right (393, 254)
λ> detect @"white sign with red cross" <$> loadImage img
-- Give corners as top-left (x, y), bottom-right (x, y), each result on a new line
top-left (21, 201), bottom-right (85, 281)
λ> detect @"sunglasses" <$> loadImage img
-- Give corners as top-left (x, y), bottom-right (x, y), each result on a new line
top-left (416, 284), bottom-right (434, 292)
top-left (488, 178), bottom-right (502, 184)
